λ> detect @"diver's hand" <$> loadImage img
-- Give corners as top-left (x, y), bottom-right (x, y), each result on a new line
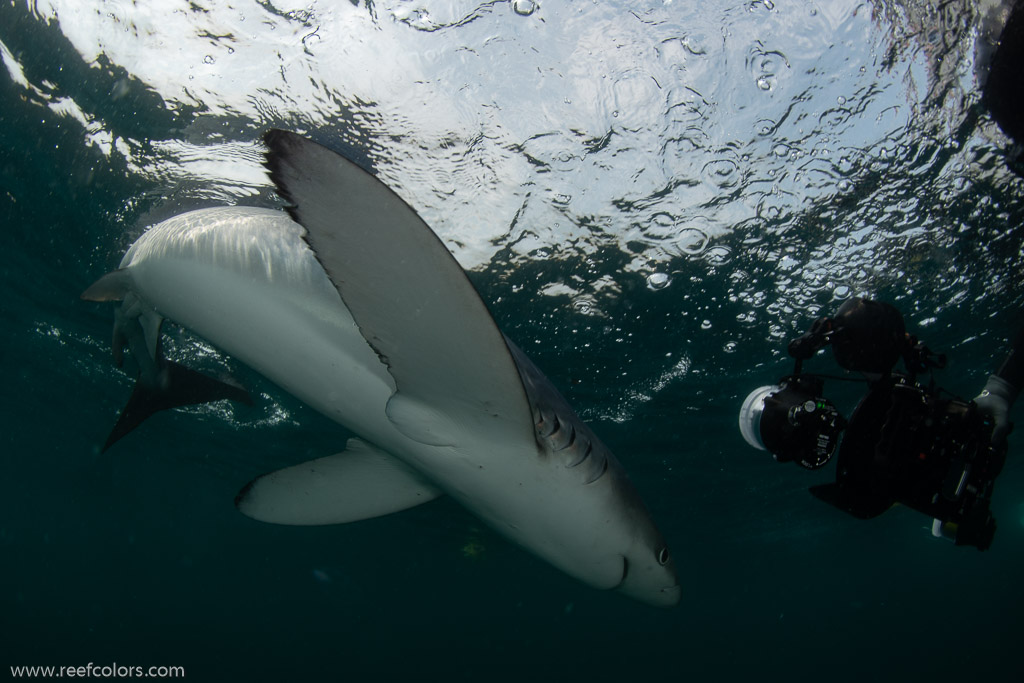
top-left (974, 375), bottom-right (1016, 448)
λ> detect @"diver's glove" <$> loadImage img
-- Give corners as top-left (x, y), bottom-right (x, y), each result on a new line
top-left (974, 374), bottom-right (1018, 448)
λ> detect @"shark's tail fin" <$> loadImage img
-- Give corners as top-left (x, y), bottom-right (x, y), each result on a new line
top-left (103, 361), bottom-right (254, 452)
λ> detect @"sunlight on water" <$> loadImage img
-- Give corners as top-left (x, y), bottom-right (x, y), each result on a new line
top-left (2, 0), bottom-right (1021, 424)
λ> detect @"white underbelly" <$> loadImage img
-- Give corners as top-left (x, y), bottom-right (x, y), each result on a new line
top-left (119, 212), bottom-right (630, 591)
top-left (129, 255), bottom-right (397, 446)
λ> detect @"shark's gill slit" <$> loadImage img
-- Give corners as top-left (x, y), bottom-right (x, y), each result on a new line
top-left (542, 413), bottom-right (560, 438)
top-left (583, 457), bottom-right (609, 485)
top-left (565, 424), bottom-right (577, 450)
top-left (566, 440), bottom-right (592, 468)
top-left (553, 423), bottom-right (576, 452)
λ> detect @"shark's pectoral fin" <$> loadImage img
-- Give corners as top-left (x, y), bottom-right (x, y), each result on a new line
top-left (263, 130), bottom-right (537, 447)
top-left (235, 438), bottom-right (443, 525)
top-left (82, 269), bottom-right (131, 302)
top-left (103, 361), bottom-right (253, 452)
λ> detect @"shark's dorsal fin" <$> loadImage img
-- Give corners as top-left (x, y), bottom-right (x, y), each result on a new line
top-left (235, 438), bottom-right (443, 525)
top-left (262, 130), bottom-right (535, 447)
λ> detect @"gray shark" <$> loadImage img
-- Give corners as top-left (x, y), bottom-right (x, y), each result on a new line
top-left (83, 130), bottom-right (680, 606)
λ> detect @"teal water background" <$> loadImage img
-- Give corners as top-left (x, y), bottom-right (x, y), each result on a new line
top-left (2, 1), bottom-right (1023, 680)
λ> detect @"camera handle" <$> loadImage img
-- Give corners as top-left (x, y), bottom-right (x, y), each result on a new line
top-left (903, 337), bottom-right (947, 377)
top-left (787, 316), bottom-right (833, 375)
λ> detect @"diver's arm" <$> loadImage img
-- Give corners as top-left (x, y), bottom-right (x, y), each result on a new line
top-left (975, 324), bottom-right (1024, 447)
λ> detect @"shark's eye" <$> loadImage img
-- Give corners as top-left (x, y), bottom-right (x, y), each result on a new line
top-left (657, 547), bottom-right (670, 566)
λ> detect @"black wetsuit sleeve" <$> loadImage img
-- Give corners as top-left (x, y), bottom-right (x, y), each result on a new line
top-left (995, 324), bottom-right (1024, 393)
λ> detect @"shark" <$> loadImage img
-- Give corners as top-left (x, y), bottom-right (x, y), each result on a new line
top-left (82, 130), bottom-right (680, 606)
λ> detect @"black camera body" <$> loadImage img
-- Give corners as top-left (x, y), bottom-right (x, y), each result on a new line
top-left (811, 375), bottom-right (1004, 550)
top-left (740, 298), bottom-right (1007, 550)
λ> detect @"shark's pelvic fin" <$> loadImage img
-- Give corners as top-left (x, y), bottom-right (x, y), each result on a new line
top-left (140, 309), bottom-right (163, 363)
top-left (235, 438), bottom-right (443, 525)
top-left (104, 360), bottom-right (253, 452)
top-left (82, 269), bottom-right (131, 302)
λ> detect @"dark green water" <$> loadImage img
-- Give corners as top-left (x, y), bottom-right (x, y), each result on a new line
top-left (2, 1), bottom-right (1023, 681)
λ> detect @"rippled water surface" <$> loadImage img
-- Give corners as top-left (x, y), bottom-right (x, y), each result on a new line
top-left (2, 1), bottom-right (1022, 681)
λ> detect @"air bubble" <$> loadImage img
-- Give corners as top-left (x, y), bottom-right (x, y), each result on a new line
top-left (675, 227), bottom-right (710, 255)
top-left (755, 118), bottom-right (776, 136)
top-left (652, 212), bottom-right (674, 227)
top-left (682, 34), bottom-right (708, 56)
top-left (704, 245), bottom-right (733, 265)
top-left (647, 272), bottom-right (671, 290)
top-left (572, 297), bottom-right (600, 316)
top-left (512, 0), bottom-right (537, 16)
top-left (703, 158), bottom-right (738, 188)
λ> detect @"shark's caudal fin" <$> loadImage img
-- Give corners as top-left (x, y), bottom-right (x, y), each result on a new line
top-left (103, 361), bottom-right (253, 452)
top-left (235, 438), bottom-right (442, 524)
top-left (83, 269), bottom-right (254, 451)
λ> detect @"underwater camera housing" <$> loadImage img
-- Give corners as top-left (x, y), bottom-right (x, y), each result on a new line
top-left (739, 376), bottom-right (844, 469)
top-left (739, 298), bottom-right (1006, 550)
